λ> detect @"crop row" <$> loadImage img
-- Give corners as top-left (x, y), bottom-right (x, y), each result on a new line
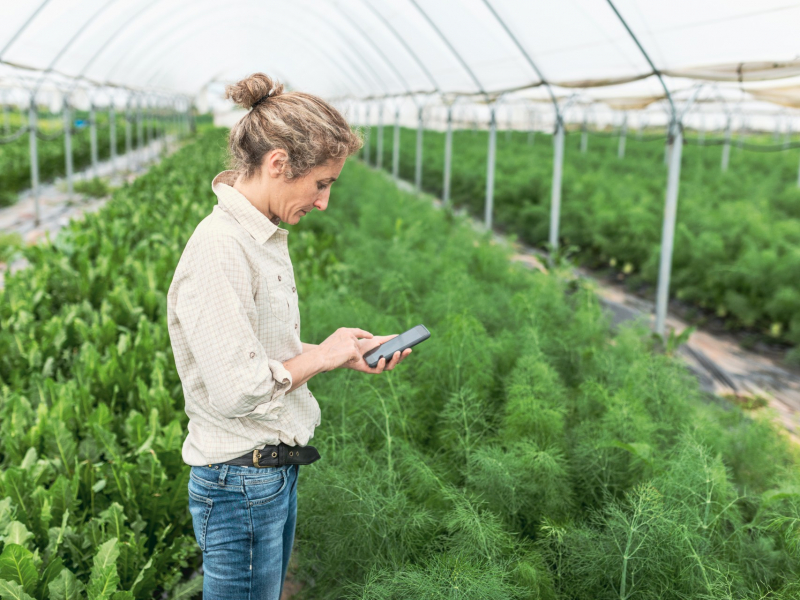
top-left (0, 129), bottom-right (798, 599)
top-left (0, 110), bottom-right (168, 207)
top-left (365, 126), bottom-right (800, 354)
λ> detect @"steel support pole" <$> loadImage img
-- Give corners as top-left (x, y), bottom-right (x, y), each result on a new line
top-left (90, 103), bottom-right (99, 178)
top-left (580, 116), bottom-right (588, 153)
top-left (617, 113), bottom-right (627, 159)
top-left (784, 120), bottom-right (792, 150)
top-left (28, 98), bottom-right (40, 226)
top-left (126, 105), bottom-right (133, 171)
top-left (721, 117), bottom-right (731, 172)
top-left (150, 103), bottom-right (158, 160)
top-left (392, 107), bottom-right (400, 178)
top-left (414, 107), bottom-right (424, 189)
top-left (63, 99), bottom-right (73, 197)
top-left (109, 104), bottom-right (116, 172)
top-left (528, 110), bottom-right (536, 146)
top-left (143, 100), bottom-right (149, 151)
top-left (698, 114), bottom-right (705, 146)
top-left (363, 104), bottom-right (371, 165)
top-left (548, 121), bottom-right (565, 250)
top-left (443, 105), bottom-right (453, 206)
top-left (137, 98), bottom-right (144, 166)
top-left (485, 106), bottom-right (497, 229)
top-left (797, 154), bottom-right (800, 188)
top-left (738, 119), bottom-right (746, 149)
top-left (654, 125), bottom-right (684, 336)
top-left (376, 103), bottom-right (384, 169)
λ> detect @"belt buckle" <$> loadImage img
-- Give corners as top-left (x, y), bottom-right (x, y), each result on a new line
top-left (252, 449), bottom-right (275, 469)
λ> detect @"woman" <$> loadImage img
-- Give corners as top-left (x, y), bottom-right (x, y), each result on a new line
top-left (166, 73), bottom-right (412, 600)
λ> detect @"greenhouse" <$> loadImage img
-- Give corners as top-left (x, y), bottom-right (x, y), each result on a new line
top-left (1, 1), bottom-right (799, 599)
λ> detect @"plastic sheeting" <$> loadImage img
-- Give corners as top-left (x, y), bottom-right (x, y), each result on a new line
top-left (1, 0), bottom-right (799, 106)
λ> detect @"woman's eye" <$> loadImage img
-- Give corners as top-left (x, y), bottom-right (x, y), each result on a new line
top-left (317, 183), bottom-right (328, 190)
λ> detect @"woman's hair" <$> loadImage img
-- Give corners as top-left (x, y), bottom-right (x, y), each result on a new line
top-left (224, 73), bottom-right (362, 180)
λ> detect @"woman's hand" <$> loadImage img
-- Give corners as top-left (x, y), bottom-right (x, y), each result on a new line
top-left (344, 334), bottom-right (412, 374)
top-left (315, 327), bottom-right (375, 372)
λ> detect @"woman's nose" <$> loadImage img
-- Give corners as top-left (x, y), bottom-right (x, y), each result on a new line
top-left (314, 195), bottom-right (329, 211)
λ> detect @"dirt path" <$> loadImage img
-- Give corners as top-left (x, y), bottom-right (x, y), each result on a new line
top-left (0, 136), bottom-right (178, 289)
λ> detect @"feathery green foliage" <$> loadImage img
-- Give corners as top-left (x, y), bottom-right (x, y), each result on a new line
top-left (0, 128), bottom-right (797, 599)
top-left (366, 125), bottom-right (800, 349)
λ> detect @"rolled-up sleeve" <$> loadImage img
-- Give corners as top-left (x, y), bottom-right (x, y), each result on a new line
top-left (175, 232), bottom-right (292, 420)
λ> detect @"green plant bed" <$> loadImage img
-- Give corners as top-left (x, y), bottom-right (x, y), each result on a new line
top-left (0, 129), bottom-right (797, 600)
top-left (365, 126), bottom-right (800, 349)
top-left (0, 109), bottom-right (170, 206)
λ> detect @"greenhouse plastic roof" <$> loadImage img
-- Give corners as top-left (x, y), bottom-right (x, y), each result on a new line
top-left (2, 0), bottom-right (800, 106)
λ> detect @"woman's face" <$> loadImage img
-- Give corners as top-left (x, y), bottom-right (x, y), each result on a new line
top-left (236, 149), bottom-right (346, 227)
top-left (271, 156), bottom-right (347, 226)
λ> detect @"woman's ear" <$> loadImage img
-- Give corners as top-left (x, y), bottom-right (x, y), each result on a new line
top-left (264, 148), bottom-right (289, 179)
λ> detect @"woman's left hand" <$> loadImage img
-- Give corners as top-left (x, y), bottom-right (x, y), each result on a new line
top-left (345, 335), bottom-right (413, 374)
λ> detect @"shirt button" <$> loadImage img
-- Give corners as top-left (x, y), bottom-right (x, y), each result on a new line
top-left (249, 352), bottom-right (255, 358)
top-left (277, 275), bottom-right (281, 281)
top-left (291, 286), bottom-right (296, 292)
top-left (294, 323), bottom-right (298, 329)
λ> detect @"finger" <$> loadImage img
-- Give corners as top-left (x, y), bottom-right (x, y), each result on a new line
top-left (349, 328), bottom-right (373, 339)
top-left (398, 348), bottom-right (412, 363)
top-left (386, 351), bottom-right (401, 371)
top-left (376, 356), bottom-right (386, 373)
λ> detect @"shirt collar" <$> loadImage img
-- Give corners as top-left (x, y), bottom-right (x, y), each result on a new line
top-left (211, 170), bottom-right (286, 244)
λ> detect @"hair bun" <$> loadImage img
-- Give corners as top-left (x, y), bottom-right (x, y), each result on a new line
top-left (224, 73), bottom-right (285, 109)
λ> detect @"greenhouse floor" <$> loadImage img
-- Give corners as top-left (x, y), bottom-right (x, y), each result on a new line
top-left (0, 136), bottom-right (177, 290)
top-left (392, 175), bottom-right (800, 442)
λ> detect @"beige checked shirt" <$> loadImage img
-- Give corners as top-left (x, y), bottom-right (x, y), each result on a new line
top-left (167, 170), bottom-right (321, 466)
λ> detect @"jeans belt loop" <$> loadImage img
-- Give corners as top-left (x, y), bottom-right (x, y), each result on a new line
top-left (218, 464), bottom-right (230, 484)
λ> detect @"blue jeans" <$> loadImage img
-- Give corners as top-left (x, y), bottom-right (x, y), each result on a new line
top-left (188, 463), bottom-right (299, 600)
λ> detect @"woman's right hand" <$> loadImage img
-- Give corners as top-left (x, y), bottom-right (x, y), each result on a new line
top-left (315, 328), bottom-right (374, 372)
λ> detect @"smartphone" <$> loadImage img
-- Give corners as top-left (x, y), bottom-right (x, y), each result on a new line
top-left (363, 324), bottom-right (431, 369)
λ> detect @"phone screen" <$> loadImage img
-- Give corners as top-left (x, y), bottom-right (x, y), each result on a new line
top-left (363, 324), bottom-right (430, 367)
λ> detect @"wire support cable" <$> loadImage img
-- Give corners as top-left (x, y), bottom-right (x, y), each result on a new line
top-left (0, 124), bottom-right (30, 144)
top-left (35, 126), bottom-right (66, 141)
top-left (580, 129), bottom-right (667, 142)
top-left (683, 137), bottom-right (800, 152)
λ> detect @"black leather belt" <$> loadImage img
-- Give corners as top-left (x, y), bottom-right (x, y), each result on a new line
top-left (220, 442), bottom-right (320, 468)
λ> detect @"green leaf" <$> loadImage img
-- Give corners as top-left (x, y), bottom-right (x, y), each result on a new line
top-left (0, 579), bottom-right (36, 600)
top-left (90, 539), bottom-right (119, 579)
top-left (46, 423), bottom-right (77, 476)
top-left (86, 566), bottom-right (118, 600)
top-left (19, 449), bottom-right (37, 471)
top-left (0, 545), bottom-right (38, 596)
top-left (87, 539), bottom-right (119, 600)
top-left (1, 523), bottom-right (32, 549)
top-left (37, 557), bottom-right (63, 600)
top-left (47, 569), bottom-right (84, 600)
top-left (0, 500), bottom-right (13, 534)
top-left (608, 440), bottom-right (654, 468)
top-left (169, 576), bottom-right (203, 600)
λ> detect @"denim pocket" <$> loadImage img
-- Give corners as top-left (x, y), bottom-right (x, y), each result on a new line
top-left (188, 488), bottom-right (213, 551)
top-left (246, 469), bottom-right (287, 507)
